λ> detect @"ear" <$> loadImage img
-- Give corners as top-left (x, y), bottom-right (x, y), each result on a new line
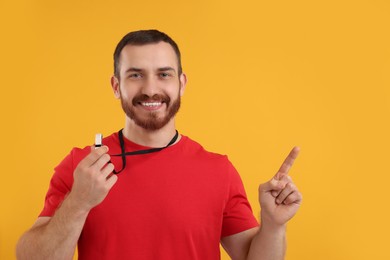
top-left (179, 73), bottom-right (187, 97)
top-left (111, 76), bottom-right (121, 99)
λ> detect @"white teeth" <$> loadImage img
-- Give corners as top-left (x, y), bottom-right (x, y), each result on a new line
top-left (141, 102), bottom-right (162, 107)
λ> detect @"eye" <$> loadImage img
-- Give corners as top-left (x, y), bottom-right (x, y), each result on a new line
top-left (129, 73), bottom-right (142, 79)
top-left (160, 72), bottom-right (172, 78)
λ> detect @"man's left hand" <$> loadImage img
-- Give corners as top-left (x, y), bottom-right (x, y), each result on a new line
top-left (258, 147), bottom-right (303, 227)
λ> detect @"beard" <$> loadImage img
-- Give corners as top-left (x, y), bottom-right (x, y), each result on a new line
top-left (120, 89), bottom-right (181, 131)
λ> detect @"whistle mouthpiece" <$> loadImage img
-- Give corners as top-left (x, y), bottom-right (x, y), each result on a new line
top-left (95, 133), bottom-right (103, 149)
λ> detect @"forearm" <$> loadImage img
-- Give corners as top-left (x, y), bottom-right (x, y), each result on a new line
top-left (16, 194), bottom-right (89, 260)
top-left (247, 223), bottom-right (286, 260)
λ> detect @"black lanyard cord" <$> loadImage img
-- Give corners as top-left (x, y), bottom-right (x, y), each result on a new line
top-left (109, 129), bottom-right (179, 174)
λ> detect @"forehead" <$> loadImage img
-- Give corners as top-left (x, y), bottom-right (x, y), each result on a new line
top-left (119, 42), bottom-right (178, 72)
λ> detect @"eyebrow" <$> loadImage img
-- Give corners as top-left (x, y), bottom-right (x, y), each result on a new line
top-left (124, 67), bottom-right (176, 74)
top-left (125, 67), bottom-right (143, 73)
top-left (158, 67), bottom-right (176, 72)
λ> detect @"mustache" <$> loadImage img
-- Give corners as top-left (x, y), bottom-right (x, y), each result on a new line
top-left (132, 94), bottom-right (171, 106)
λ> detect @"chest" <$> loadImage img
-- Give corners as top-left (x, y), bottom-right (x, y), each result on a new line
top-left (83, 154), bottom-right (229, 238)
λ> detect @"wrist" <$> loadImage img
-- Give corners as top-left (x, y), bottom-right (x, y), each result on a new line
top-left (259, 214), bottom-right (287, 234)
top-left (259, 222), bottom-right (286, 234)
top-left (65, 192), bottom-right (92, 216)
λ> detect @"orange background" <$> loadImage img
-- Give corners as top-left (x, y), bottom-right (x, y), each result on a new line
top-left (1, 0), bottom-right (389, 259)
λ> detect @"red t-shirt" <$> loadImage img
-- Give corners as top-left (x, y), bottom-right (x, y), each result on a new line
top-left (40, 133), bottom-right (258, 259)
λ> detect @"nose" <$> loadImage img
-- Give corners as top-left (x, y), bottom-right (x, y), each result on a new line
top-left (141, 76), bottom-right (159, 97)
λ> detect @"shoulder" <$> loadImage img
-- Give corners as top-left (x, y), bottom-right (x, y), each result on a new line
top-left (180, 135), bottom-right (230, 161)
top-left (178, 135), bottom-right (238, 175)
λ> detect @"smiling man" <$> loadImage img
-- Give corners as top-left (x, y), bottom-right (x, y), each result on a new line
top-left (16, 30), bottom-right (302, 260)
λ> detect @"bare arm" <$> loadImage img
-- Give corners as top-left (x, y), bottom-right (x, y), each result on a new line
top-left (16, 146), bottom-right (117, 260)
top-left (16, 199), bottom-right (89, 260)
top-left (246, 224), bottom-right (287, 260)
top-left (221, 226), bottom-right (286, 260)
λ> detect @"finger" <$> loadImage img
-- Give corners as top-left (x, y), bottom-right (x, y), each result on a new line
top-left (259, 178), bottom-right (284, 193)
top-left (282, 191), bottom-right (302, 205)
top-left (276, 182), bottom-right (299, 205)
top-left (271, 175), bottom-right (292, 197)
top-left (106, 173), bottom-right (118, 189)
top-left (101, 163), bottom-right (115, 179)
top-left (275, 146), bottom-right (300, 180)
top-left (91, 153), bottom-right (111, 171)
top-left (79, 146), bottom-right (109, 168)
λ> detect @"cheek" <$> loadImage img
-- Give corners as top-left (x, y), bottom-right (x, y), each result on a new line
top-left (118, 85), bottom-right (135, 99)
top-left (121, 92), bottom-right (135, 102)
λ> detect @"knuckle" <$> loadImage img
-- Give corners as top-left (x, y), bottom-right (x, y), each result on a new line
top-left (110, 174), bottom-right (119, 183)
top-left (285, 197), bottom-right (293, 204)
top-left (104, 165), bottom-right (115, 175)
top-left (107, 163), bottom-right (115, 171)
top-left (278, 180), bottom-right (287, 189)
top-left (93, 147), bottom-right (107, 158)
top-left (286, 182), bottom-right (295, 189)
top-left (97, 145), bottom-right (108, 153)
top-left (102, 153), bottom-right (111, 162)
top-left (281, 175), bottom-right (291, 183)
top-left (282, 196), bottom-right (292, 204)
top-left (258, 183), bottom-right (265, 192)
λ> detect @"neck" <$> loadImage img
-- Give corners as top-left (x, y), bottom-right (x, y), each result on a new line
top-left (122, 119), bottom-right (180, 147)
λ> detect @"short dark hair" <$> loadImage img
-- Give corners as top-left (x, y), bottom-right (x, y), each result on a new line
top-left (113, 29), bottom-right (182, 78)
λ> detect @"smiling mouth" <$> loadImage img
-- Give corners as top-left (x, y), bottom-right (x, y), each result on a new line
top-left (141, 102), bottom-right (162, 107)
top-left (138, 101), bottom-right (165, 111)
top-left (133, 94), bottom-right (170, 110)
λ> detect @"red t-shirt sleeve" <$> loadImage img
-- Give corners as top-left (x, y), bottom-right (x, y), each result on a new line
top-left (39, 147), bottom-right (88, 217)
top-left (221, 159), bottom-right (259, 237)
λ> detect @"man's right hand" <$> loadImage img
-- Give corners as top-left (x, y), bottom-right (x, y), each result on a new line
top-left (68, 146), bottom-right (118, 212)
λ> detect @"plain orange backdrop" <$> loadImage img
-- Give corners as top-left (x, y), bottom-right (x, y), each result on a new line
top-left (1, 0), bottom-right (389, 259)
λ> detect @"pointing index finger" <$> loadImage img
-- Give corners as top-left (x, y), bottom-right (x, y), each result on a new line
top-left (275, 146), bottom-right (300, 180)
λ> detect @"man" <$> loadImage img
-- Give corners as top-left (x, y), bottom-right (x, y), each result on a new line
top-left (16, 30), bottom-right (302, 260)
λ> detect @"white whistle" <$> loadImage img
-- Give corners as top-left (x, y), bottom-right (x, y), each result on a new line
top-left (95, 133), bottom-right (103, 149)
